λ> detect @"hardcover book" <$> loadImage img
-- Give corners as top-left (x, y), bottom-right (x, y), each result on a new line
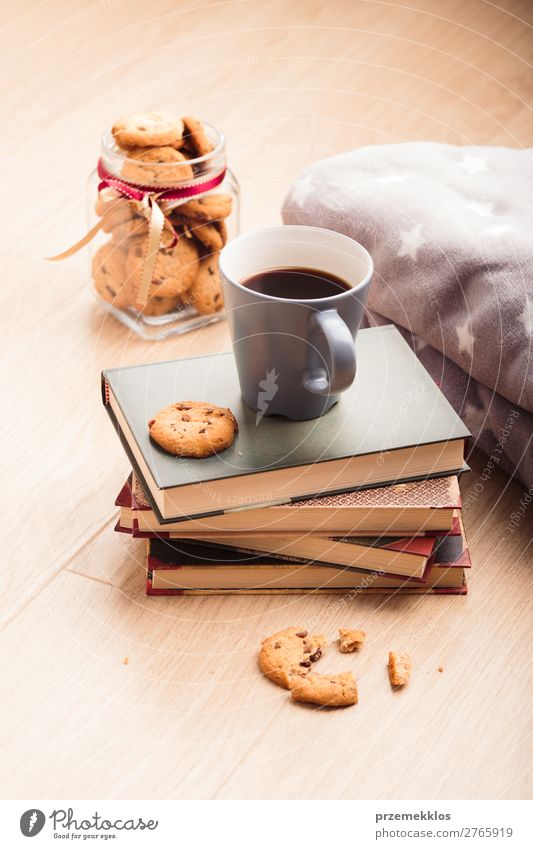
top-left (161, 533), bottom-right (437, 579)
top-left (103, 325), bottom-right (469, 523)
top-left (145, 537), bottom-right (470, 595)
top-left (115, 472), bottom-right (463, 536)
top-left (146, 582), bottom-right (468, 595)
top-left (167, 521), bottom-right (466, 580)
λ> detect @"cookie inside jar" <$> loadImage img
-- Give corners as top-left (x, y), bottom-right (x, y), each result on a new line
top-left (90, 112), bottom-right (239, 338)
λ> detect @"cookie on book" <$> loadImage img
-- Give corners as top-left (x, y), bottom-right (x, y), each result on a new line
top-left (289, 670), bottom-right (358, 708)
top-left (388, 651), bottom-right (412, 687)
top-left (148, 401), bottom-right (238, 458)
top-left (259, 626), bottom-right (326, 689)
top-left (338, 628), bottom-right (366, 653)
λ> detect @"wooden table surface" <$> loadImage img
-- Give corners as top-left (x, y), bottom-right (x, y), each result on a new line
top-left (1, 0), bottom-right (532, 800)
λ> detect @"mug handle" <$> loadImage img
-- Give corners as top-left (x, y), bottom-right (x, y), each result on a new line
top-left (303, 309), bottom-right (357, 396)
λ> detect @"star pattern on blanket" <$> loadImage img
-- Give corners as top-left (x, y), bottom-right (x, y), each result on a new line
top-left (463, 400), bottom-right (488, 436)
top-left (461, 156), bottom-right (489, 175)
top-left (283, 142), bottom-right (533, 489)
top-left (482, 223), bottom-right (514, 236)
top-left (518, 295), bottom-right (533, 338)
top-left (456, 320), bottom-right (474, 358)
top-left (414, 336), bottom-right (429, 353)
top-left (397, 224), bottom-right (424, 261)
top-left (465, 200), bottom-right (494, 217)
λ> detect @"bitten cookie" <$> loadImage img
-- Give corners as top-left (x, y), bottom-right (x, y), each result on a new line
top-left (125, 234), bottom-right (199, 299)
top-left (182, 115), bottom-right (214, 157)
top-left (112, 112), bottom-right (184, 149)
top-left (121, 146), bottom-right (194, 185)
top-left (259, 627), bottom-right (326, 689)
top-left (188, 255), bottom-right (224, 315)
top-left (338, 628), bottom-right (366, 653)
top-left (148, 401), bottom-right (238, 458)
top-left (388, 651), bottom-right (412, 687)
top-left (289, 671), bottom-right (358, 708)
top-left (92, 242), bottom-right (130, 309)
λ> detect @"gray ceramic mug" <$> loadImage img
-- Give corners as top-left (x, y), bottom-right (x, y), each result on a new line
top-left (219, 225), bottom-right (373, 421)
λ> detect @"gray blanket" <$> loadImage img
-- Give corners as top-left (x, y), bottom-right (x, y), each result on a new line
top-left (282, 142), bottom-right (533, 488)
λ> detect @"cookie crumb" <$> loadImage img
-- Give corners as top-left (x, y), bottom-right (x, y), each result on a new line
top-left (438, 666), bottom-right (444, 673)
top-left (338, 627), bottom-right (366, 653)
top-left (388, 651), bottom-right (412, 688)
top-left (123, 657), bottom-right (129, 666)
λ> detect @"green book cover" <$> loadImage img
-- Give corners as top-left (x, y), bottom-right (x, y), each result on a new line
top-left (102, 325), bottom-right (470, 521)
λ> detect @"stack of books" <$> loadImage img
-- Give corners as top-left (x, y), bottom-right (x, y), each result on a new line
top-left (103, 326), bottom-right (471, 596)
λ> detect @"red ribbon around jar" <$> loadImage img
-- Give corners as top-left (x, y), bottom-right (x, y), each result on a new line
top-left (48, 159), bottom-right (227, 307)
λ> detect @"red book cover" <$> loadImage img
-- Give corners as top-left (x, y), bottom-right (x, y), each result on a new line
top-left (114, 520), bottom-right (133, 535)
top-left (115, 476), bottom-right (132, 508)
top-left (376, 535), bottom-right (435, 557)
top-left (145, 523), bottom-right (468, 588)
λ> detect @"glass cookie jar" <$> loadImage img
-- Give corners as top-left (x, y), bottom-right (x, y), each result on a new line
top-left (88, 120), bottom-right (239, 339)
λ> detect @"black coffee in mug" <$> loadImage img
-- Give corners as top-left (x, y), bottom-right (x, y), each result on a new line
top-left (241, 267), bottom-right (352, 300)
top-left (220, 226), bottom-right (373, 420)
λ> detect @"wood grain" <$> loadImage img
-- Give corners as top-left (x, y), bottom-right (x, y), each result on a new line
top-left (0, 0), bottom-right (531, 800)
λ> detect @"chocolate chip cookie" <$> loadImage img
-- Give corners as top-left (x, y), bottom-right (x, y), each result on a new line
top-left (188, 221), bottom-right (225, 253)
top-left (112, 111), bottom-right (184, 149)
top-left (148, 401), bottom-right (238, 458)
top-left (259, 627), bottom-right (326, 689)
top-left (188, 255), bottom-right (224, 315)
top-left (138, 293), bottom-right (181, 317)
top-left (92, 241), bottom-right (130, 309)
top-left (289, 671), bottom-right (358, 707)
top-left (125, 233), bottom-right (199, 299)
top-left (177, 192), bottom-right (232, 223)
top-left (121, 146), bottom-right (194, 185)
top-left (182, 115), bottom-right (214, 157)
